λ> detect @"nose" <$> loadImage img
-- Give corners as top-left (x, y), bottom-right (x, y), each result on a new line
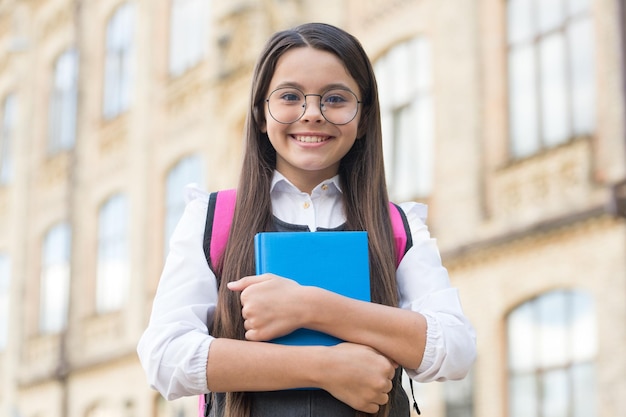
top-left (301, 94), bottom-right (324, 123)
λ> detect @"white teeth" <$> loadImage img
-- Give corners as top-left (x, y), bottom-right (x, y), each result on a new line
top-left (294, 135), bottom-right (327, 143)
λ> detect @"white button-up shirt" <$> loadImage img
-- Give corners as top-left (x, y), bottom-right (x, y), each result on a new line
top-left (137, 172), bottom-right (476, 400)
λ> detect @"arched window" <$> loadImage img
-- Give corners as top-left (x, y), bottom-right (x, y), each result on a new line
top-left (169, 0), bottom-right (210, 76)
top-left (96, 193), bottom-right (129, 313)
top-left (507, 289), bottom-right (597, 417)
top-left (103, 2), bottom-right (135, 119)
top-left (49, 48), bottom-right (78, 153)
top-left (40, 222), bottom-right (71, 333)
top-left (375, 37), bottom-right (434, 201)
top-left (507, 0), bottom-right (595, 157)
top-left (164, 154), bottom-right (204, 256)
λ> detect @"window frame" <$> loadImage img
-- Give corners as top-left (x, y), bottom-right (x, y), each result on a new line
top-left (39, 222), bottom-right (71, 334)
top-left (103, 2), bottom-right (135, 120)
top-left (168, 0), bottom-right (210, 77)
top-left (96, 193), bottom-right (130, 313)
top-left (164, 154), bottom-right (205, 257)
top-left (375, 36), bottom-right (434, 201)
top-left (506, 289), bottom-right (598, 417)
top-left (48, 48), bottom-right (79, 154)
top-left (506, 0), bottom-right (595, 159)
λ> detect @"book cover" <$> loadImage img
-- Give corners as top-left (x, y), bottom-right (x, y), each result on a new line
top-left (254, 231), bottom-right (371, 346)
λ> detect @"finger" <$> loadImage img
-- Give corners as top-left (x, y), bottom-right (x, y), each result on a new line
top-left (376, 392), bottom-right (389, 406)
top-left (243, 319), bottom-right (254, 331)
top-left (227, 275), bottom-right (270, 291)
top-left (245, 329), bottom-right (261, 341)
top-left (361, 403), bottom-right (380, 414)
top-left (241, 304), bottom-right (251, 319)
top-left (376, 375), bottom-right (393, 394)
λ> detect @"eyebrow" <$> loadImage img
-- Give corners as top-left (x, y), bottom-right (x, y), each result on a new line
top-left (273, 81), bottom-right (358, 93)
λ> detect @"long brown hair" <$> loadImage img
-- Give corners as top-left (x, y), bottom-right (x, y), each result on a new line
top-left (211, 22), bottom-right (399, 417)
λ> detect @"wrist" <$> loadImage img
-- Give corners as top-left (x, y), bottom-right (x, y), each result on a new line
top-left (306, 345), bottom-right (332, 389)
top-left (299, 285), bottom-right (324, 329)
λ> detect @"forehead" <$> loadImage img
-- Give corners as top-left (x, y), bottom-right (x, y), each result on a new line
top-left (269, 47), bottom-right (360, 94)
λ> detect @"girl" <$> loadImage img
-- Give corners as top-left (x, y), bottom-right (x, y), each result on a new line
top-left (138, 22), bottom-right (476, 417)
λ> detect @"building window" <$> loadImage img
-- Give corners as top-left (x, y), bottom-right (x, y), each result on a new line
top-left (0, 254), bottom-right (10, 350)
top-left (96, 193), bottom-right (129, 313)
top-left (169, 0), bottom-right (210, 77)
top-left (507, 290), bottom-right (597, 417)
top-left (507, 0), bottom-right (595, 158)
top-left (375, 37), bottom-right (434, 201)
top-left (0, 94), bottom-right (16, 185)
top-left (40, 223), bottom-right (71, 334)
top-left (103, 2), bottom-right (135, 119)
top-left (49, 48), bottom-right (79, 154)
top-left (444, 369), bottom-right (474, 417)
top-left (164, 154), bottom-right (204, 256)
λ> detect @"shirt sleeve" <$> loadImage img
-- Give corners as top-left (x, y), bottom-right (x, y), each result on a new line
top-left (136, 186), bottom-right (218, 400)
top-left (396, 202), bottom-right (477, 382)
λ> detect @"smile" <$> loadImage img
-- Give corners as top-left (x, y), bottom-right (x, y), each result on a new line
top-left (293, 135), bottom-right (331, 143)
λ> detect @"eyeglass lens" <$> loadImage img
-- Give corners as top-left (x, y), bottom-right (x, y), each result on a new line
top-left (266, 88), bottom-right (359, 125)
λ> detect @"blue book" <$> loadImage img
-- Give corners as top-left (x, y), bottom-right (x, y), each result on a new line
top-left (254, 231), bottom-right (371, 346)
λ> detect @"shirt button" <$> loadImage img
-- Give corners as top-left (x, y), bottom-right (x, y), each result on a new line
top-left (321, 184), bottom-right (328, 191)
top-left (303, 202), bottom-right (310, 209)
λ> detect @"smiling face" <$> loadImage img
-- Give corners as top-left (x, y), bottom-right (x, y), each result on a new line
top-left (261, 47), bottom-right (362, 194)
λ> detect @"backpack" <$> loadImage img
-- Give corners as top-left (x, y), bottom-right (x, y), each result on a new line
top-left (198, 189), bottom-right (419, 416)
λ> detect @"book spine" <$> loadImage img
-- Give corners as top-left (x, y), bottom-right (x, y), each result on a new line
top-left (253, 233), bottom-right (263, 275)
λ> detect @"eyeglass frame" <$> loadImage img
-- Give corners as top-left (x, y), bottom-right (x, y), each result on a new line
top-left (264, 87), bottom-right (362, 125)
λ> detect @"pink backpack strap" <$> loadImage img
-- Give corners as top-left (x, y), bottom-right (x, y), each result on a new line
top-left (389, 202), bottom-right (413, 267)
top-left (202, 189), bottom-right (237, 272)
top-left (199, 396), bottom-right (206, 417)
top-left (202, 192), bottom-right (411, 272)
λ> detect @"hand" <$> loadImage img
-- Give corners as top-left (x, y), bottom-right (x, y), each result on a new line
top-left (227, 274), bottom-right (307, 341)
top-left (320, 343), bottom-right (397, 413)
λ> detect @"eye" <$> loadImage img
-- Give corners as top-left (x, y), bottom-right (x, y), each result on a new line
top-left (278, 89), bottom-right (303, 103)
top-left (322, 90), bottom-right (354, 107)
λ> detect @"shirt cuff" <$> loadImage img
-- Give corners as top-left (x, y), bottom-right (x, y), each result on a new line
top-left (189, 337), bottom-right (212, 394)
top-left (415, 312), bottom-right (442, 375)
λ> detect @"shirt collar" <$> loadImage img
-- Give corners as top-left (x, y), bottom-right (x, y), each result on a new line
top-left (270, 170), bottom-right (343, 194)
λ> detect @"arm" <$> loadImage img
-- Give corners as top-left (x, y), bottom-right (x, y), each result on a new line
top-left (229, 276), bottom-right (426, 370)
top-left (396, 202), bottom-right (476, 381)
top-left (229, 202), bottom-right (476, 381)
top-left (206, 339), bottom-right (396, 413)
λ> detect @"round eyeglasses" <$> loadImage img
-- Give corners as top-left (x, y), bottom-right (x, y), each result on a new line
top-left (266, 87), bottom-right (361, 125)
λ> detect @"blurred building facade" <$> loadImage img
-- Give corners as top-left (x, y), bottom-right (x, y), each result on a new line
top-left (0, 0), bottom-right (625, 416)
